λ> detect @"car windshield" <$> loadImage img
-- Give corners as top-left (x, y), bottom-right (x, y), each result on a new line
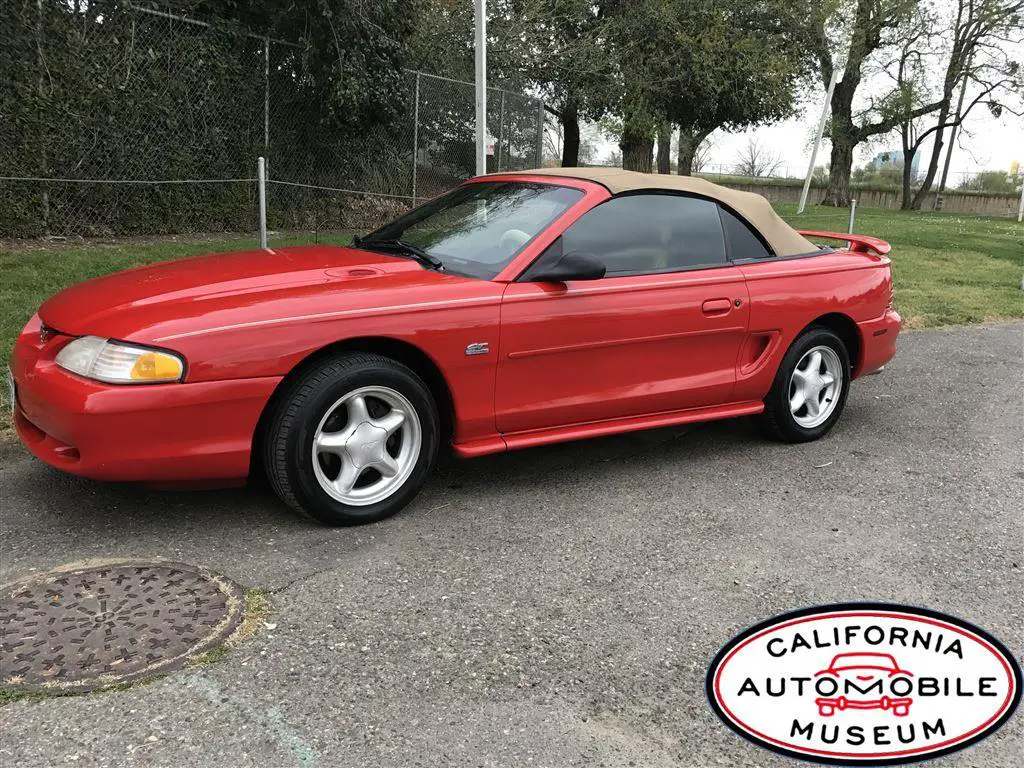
top-left (829, 654), bottom-right (899, 672)
top-left (358, 181), bottom-right (584, 279)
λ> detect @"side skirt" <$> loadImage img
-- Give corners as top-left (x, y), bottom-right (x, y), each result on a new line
top-left (451, 400), bottom-right (765, 459)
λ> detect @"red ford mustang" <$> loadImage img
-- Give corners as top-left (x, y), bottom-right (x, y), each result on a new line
top-left (10, 168), bottom-right (901, 525)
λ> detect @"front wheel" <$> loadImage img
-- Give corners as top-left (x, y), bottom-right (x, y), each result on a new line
top-left (263, 353), bottom-right (439, 525)
top-left (758, 327), bottom-right (851, 443)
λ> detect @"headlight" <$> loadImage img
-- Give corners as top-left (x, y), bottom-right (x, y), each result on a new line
top-left (55, 336), bottom-right (185, 384)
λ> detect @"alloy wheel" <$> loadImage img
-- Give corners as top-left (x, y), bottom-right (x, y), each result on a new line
top-left (789, 345), bottom-right (843, 429)
top-left (311, 385), bottom-right (422, 506)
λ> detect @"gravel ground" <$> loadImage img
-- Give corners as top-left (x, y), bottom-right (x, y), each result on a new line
top-left (1, 322), bottom-right (1021, 768)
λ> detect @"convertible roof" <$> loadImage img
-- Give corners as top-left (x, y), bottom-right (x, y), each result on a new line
top-left (493, 167), bottom-right (816, 257)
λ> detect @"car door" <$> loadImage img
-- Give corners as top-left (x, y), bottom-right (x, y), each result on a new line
top-left (494, 192), bottom-right (750, 434)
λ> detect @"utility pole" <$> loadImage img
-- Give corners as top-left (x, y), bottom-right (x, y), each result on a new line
top-left (799, 67), bottom-right (840, 214)
top-left (474, 0), bottom-right (487, 177)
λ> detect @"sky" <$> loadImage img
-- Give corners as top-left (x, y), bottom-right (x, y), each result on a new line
top-left (583, 90), bottom-right (1022, 185)
top-left (702, 88), bottom-right (1023, 186)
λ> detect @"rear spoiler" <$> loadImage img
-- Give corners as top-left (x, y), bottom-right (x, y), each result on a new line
top-left (797, 230), bottom-right (891, 256)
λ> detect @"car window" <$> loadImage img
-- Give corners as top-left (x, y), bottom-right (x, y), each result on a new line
top-left (719, 206), bottom-right (773, 260)
top-left (554, 193), bottom-right (727, 277)
top-left (360, 181), bottom-right (583, 280)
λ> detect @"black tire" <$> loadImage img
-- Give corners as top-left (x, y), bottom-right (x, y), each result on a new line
top-left (263, 353), bottom-right (439, 526)
top-left (758, 327), bottom-right (851, 443)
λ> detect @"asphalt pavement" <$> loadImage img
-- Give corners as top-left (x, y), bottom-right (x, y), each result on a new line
top-left (1, 322), bottom-right (1021, 767)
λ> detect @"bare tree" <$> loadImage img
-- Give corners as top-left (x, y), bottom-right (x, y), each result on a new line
top-left (815, 0), bottom-right (1023, 206)
top-left (812, 0), bottom-right (922, 205)
top-left (543, 115), bottom-right (562, 165)
top-left (691, 137), bottom-right (712, 174)
top-left (891, 0), bottom-right (1024, 209)
top-left (544, 117), bottom-right (600, 166)
top-left (677, 127), bottom-right (713, 175)
top-left (734, 137), bottom-right (784, 178)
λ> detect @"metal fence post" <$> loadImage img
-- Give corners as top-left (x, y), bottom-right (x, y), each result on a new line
top-left (473, 0), bottom-right (487, 176)
top-left (536, 99), bottom-right (545, 168)
top-left (411, 72), bottom-right (420, 206)
top-left (497, 90), bottom-right (505, 172)
top-left (848, 198), bottom-right (857, 234)
top-left (257, 156), bottom-right (267, 248)
top-left (36, 0), bottom-right (50, 233)
top-left (263, 36), bottom-right (270, 152)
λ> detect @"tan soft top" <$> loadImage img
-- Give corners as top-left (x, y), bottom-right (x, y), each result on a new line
top-left (495, 167), bottom-right (816, 257)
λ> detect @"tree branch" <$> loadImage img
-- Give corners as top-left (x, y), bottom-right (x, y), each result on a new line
top-left (907, 76), bottom-right (1019, 150)
top-left (857, 99), bottom-right (944, 141)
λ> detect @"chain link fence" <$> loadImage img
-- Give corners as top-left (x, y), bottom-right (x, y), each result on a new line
top-left (1, 3), bottom-right (544, 242)
top-left (265, 70), bottom-right (545, 246)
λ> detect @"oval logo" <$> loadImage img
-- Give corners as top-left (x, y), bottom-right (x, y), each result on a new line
top-left (706, 603), bottom-right (1021, 765)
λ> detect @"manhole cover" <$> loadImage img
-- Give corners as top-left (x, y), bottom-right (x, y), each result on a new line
top-left (0, 562), bottom-right (244, 693)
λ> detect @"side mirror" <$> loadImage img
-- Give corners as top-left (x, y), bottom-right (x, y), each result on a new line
top-left (529, 252), bottom-right (606, 283)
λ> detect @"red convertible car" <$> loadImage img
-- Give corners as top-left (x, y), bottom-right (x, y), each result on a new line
top-left (10, 168), bottom-right (901, 525)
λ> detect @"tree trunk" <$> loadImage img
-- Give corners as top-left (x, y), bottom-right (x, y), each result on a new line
top-left (821, 76), bottom-right (858, 206)
top-left (656, 122), bottom-right (671, 173)
top-left (677, 146), bottom-right (695, 175)
top-left (622, 136), bottom-right (653, 172)
top-left (899, 153), bottom-right (916, 210)
top-left (821, 136), bottom-right (854, 207)
top-left (899, 126), bottom-right (915, 210)
top-left (677, 128), bottom-right (709, 176)
top-left (561, 102), bottom-right (581, 168)
top-left (621, 120), bottom-right (654, 172)
top-left (909, 104), bottom-right (951, 209)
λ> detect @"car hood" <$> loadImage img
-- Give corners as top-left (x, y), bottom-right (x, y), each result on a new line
top-left (38, 244), bottom-right (456, 343)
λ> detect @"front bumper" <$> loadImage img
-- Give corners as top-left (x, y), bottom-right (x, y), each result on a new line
top-left (11, 315), bottom-right (280, 483)
top-left (855, 308), bottom-right (902, 377)
top-left (816, 695), bottom-right (912, 714)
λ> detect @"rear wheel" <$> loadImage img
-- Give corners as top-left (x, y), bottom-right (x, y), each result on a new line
top-left (759, 327), bottom-right (851, 443)
top-left (263, 353), bottom-right (439, 525)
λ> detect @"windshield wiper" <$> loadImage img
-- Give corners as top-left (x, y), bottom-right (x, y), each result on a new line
top-left (355, 237), bottom-right (444, 271)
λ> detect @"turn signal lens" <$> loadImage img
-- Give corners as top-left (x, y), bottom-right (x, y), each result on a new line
top-left (130, 351), bottom-right (184, 381)
top-left (56, 336), bottom-right (185, 384)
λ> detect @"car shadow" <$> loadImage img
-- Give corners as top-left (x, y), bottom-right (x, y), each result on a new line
top-left (0, 414), bottom-right (802, 588)
top-left (3, 415), bottom-right (772, 531)
top-left (436, 417), bottom-right (758, 488)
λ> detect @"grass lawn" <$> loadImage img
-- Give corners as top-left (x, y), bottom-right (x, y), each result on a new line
top-left (1, 206), bottom-right (1022, 380)
top-left (775, 203), bottom-right (1023, 329)
top-left (0, 232), bottom-right (351, 380)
